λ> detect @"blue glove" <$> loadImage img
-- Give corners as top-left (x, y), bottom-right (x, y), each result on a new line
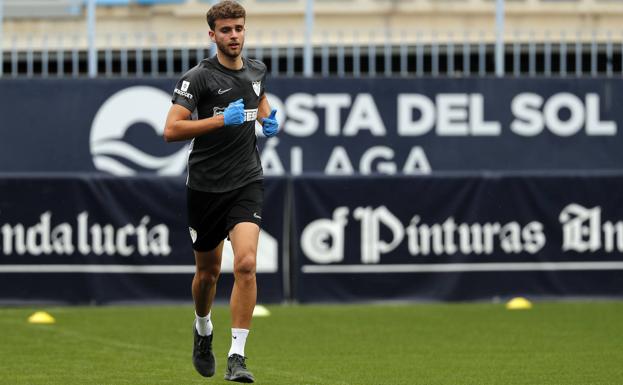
top-left (262, 109), bottom-right (279, 137)
top-left (223, 98), bottom-right (245, 126)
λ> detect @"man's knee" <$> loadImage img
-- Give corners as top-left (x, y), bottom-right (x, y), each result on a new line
top-left (234, 253), bottom-right (256, 280)
top-left (195, 263), bottom-right (221, 286)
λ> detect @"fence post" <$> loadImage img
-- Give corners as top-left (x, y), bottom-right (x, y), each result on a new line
top-left (495, 0), bottom-right (505, 77)
top-left (87, 0), bottom-right (97, 78)
top-left (304, 0), bottom-right (314, 77)
top-left (0, 0), bottom-right (4, 78)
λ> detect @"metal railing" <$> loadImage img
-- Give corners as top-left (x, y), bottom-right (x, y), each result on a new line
top-left (1, 29), bottom-right (622, 78)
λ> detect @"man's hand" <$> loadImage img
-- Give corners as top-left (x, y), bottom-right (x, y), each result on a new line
top-left (223, 98), bottom-right (245, 126)
top-left (261, 109), bottom-right (279, 137)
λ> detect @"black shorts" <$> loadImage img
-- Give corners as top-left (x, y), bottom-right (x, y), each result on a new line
top-left (186, 180), bottom-right (263, 252)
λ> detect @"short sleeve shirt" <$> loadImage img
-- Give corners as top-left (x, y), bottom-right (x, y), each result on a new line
top-left (171, 56), bottom-right (266, 193)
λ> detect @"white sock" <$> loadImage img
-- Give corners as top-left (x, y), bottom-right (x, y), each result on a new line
top-left (228, 328), bottom-right (249, 357)
top-left (195, 311), bottom-right (213, 336)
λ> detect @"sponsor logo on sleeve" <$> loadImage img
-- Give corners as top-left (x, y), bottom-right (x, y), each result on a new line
top-left (174, 88), bottom-right (194, 100)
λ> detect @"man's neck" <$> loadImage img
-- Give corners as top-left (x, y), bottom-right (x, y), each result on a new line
top-left (217, 52), bottom-right (243, 70)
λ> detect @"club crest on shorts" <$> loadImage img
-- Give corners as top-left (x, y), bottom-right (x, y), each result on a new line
top-left (252, 80), bottom-right (261, 96)
top-left (189, 227), bottom-right (197, 243)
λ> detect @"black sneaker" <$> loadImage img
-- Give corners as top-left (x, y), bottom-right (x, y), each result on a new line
top-left (224, 354), bottom-right (255, 383)
top-left (192, 320), bottom-right (215, 377)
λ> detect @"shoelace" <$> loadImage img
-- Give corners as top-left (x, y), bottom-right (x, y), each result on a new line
top-left (197, 335), bottom-right (212, 354)
top-left (232, 355), bottom-right (247, 369)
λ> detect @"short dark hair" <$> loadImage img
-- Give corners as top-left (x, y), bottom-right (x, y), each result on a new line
top-left (206, 1), bottom-right (246, 30)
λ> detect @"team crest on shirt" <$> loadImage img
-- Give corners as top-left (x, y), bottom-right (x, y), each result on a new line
top-left (252, 80), bottom-right (261, 96)
top-left (189, 227), bottom-right (197, 243)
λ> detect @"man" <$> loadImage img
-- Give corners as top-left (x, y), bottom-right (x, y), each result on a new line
top-left (164, 1), bottom-right (279, 383)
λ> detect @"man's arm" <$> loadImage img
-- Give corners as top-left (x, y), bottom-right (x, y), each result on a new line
top-left (256, 94), bottom-right (280, 138)
top-left (256, 94), bottom-right (271, 123)
top-left (164, 98), bottom-right (246, 142)
top-left (163, 104), bottom-right (225, 142)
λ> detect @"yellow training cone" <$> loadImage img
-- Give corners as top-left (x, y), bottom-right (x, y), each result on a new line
top-left (506, 297), bottom-right (533, 310)
top-left (28, 311), bottom-right (56, 324)
top-left (252, 305), bottom-right (270, 317)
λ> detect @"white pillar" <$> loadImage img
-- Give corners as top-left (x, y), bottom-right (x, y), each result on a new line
top-left (0, 0), bottom-right (4, 78)
top-left (303, 0), bottom-right (314, 77)
top-left (209, 0), bottom-right (217, 57)
top-left (495, 0), bottom-right (505, 77)
top-left (87, 0), bottom-right (97, 78)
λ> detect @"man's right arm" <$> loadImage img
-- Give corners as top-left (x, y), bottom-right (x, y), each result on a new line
top-left (163, 104), bottom-right (225, 142)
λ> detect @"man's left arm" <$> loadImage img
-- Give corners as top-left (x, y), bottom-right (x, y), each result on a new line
top-left (257, 94), bottom-right (271, 121)
top-left (257, 94), bottom-right (279, 138)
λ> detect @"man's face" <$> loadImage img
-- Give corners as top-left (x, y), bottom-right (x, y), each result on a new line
top-left (209, 18), bottom-right (245, 59)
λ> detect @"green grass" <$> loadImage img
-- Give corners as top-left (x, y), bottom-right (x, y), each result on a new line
top-left (1, 301), bottom-right (622, 385)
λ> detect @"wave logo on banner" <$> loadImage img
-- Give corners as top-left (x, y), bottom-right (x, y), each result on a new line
top-left (90, 86), bottom-right (188, 176)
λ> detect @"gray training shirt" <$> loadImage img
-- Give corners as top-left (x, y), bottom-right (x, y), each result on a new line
top-left (171, 56), bottom-right (267, 193)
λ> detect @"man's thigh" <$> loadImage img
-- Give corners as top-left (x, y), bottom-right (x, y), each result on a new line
top-left (229, 222), bottom-right (260, 261)
top-left (194, 241), bottom-right (224, 270)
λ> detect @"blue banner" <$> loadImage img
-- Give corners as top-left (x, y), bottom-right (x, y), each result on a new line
top-left (292, 174), bottom-right (623, 302)
top-left (0, 175), bottom-right (286, 304)
top-left (2, 174), bottom-right (623, 303)
top-left (0, 78), bottom-right (621, 175)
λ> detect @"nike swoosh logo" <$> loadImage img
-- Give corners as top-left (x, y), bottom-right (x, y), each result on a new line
top-left (253, 213), bottom-right (262, 220)
top-left (218, 88), bottom-right (232, 94)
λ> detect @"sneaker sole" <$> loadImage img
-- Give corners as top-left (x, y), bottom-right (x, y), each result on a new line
top-left (224, 373), bottom-right (255, 383)
top-left (193, 359), bottom-right (216, 377)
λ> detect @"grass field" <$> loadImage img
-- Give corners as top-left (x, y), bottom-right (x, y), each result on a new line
top-left (1, 301), bottom-right (622, 385)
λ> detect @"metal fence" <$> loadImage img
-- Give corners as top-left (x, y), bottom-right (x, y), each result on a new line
top-left (2, 29), bottom-right (623, 77)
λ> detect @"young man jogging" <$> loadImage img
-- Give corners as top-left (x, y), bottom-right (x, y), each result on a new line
top-left (164, 1), bottom-right (279, 382)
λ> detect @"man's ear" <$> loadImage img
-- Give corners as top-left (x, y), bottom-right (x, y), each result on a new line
top-left (208, 30), bottom-right (215, 43)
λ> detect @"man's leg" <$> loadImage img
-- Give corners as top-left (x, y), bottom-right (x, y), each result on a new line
top-left (229, 222), bottom-right (259, 329)
top-left (192, 242), bottom-right (223, 378)
top-left (193, 242), bottom-right (224, 318)
top-left (224, 222), bottom-right (259, 383)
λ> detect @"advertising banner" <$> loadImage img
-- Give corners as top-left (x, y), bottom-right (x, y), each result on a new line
top-left (0, 78), bottom-right (620, 175)
top-left (2, 173), bottom-right (623, 303)
top-left (0, 175), bottom-right (286, 304)
top-left (292, 174), bottom-right (623, 302)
